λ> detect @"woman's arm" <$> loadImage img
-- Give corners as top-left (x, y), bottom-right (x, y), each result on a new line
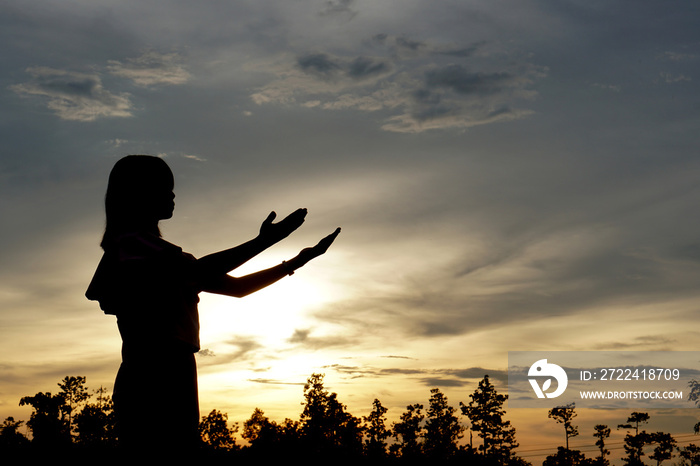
top-left (200, 227), bottom-right (340, 298)
top-left (196, 209), bottom-right (307, 277)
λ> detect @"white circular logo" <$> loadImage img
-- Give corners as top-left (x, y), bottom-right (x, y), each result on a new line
top-left (528, 359), bottom-right (568, 398)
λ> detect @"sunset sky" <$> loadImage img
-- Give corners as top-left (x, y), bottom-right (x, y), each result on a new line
top-left (2, 0), bottom-right (700, 461)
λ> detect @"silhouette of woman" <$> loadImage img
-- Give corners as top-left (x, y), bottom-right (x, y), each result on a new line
top-left (85, 155), bottom-right (340, 456)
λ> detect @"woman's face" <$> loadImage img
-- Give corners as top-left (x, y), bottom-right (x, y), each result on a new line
top-left (151, 177), bottom-right (175, 221)
top-left (132, 169), bottom-right (175, 222)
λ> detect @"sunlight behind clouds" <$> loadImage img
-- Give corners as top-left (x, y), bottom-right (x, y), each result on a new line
top-left (198, 268), bottom-right (344, 353)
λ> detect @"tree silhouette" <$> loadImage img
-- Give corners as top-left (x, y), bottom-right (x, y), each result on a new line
top-left (242, 407), bottom-right (281, 449)
top-left (618, 412), bottom-right (651, 466)
top-left (299, 373), bottom-right (363, 457)
top-left (0, 417), bottom-right (30, 450)
top-left (618, 412), bottom-right (650, 436)
top-left (390, 403), bottom-right (425, 460)
top-left (649, 432), bottom-right (676, 466)
top-left (461, 374), bottom-right (519, 464)
top-left (423, 388), bottom-right (464, 461)
top-left (277, 417), bottom-right (302, 454)
top-left (543, 446), bottom-right (590, 466)
top-left (362, 398), bottom-right (390, 459)
top-left (592, 424), bottom-right (611, 466)
top-left (73, 387), bottom-right (116, 448)
top-left (19, 391), bottom-right (70, 447)
top-left (57, 375), bottom-right (91, 437)
top-left (548, 403), bottom-right (579, 450)
top-left (688, 379), bottom-right (700, 407)
top-left (679, 443), bottom-right (700, 465)
top-left (199, 409), bottom-right (237, 451)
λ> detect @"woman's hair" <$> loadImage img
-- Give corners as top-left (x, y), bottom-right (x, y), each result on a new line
top-left (101, 155), bottom-right (174, 249)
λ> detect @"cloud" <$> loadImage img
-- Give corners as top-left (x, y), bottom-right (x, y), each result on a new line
top-left (251, 35), bottom-right (545, 132)
top-left (287, 328), bottom-right (355, 350)
top-left (420, 377), bottom-right (465, 387)
top-left (660, 51), bottom-right (698, 62)
top-left (319, 0), bottom-right (358, 19)
top-left (248, 378), bottom-right (305, 385)
top-left (182, 153), bottom-right (207, 162)
top-left (347, 57), bottom-right (390, 80)
top-left (196, 336), bottom-right (265, 367)
top-left (424, 65), bottom-right (516, 96)
top-left (107, 138), bottom-right (130, 147)
top-left (658, 72), bottom-right (692, 84)
top-left (320, 363), bottom-right (507, 387)
top-left (592, 83), bottom-right (621, 92)
top-left (296, 53), bottom-right (390, 81)
top-left (395, 36), bottom-right (427, 53)
top-left (297, 53), bottom-right (342, 79)
top-left (107, 51), bottom-right (191, 87)
top-left (10, 67), bottom-right (132, 121)
top-left (593, 335), bottom-right (677, 351)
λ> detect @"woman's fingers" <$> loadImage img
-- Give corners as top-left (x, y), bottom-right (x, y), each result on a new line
top-left (313, 227), bottom-right (341, 255)
top-left (263, 211), bottom-right (276, 226)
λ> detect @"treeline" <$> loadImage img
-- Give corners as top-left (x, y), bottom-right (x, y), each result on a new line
top-left (2, 374), bottom-right (700, 465)
top-left (544, 405), bottom-right (700, 466)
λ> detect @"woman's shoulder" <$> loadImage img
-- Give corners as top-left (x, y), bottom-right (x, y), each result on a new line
top-left (115, 232), bottom-right (183, 261)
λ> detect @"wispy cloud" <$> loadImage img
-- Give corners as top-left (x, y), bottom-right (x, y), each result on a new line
top-left (321, 363), bottom-right (507, 387)
top-left (107, 51), bottom-right (191, 87)
top-left (248, 378), bottom-right (305, 386)
top-left (657, 72), bottom-right (692, 84)
top-left (287, 328), bottom-right (355, 350)
top-left (250, 35), bottom-right (545, 132)
top-left (10, 51), bottom-right (190, 121)
top-left (297, 53), bottom-right (390, 81)
top-left (10, 67), bottom-right (132, 121)
top-left (182, 154), bottom-right (207, 162)
top-left (319, 0), bottom-right (358, 19)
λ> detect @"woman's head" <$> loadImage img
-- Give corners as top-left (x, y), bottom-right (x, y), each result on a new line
top-left (101, 155), bottom-right (175, 248)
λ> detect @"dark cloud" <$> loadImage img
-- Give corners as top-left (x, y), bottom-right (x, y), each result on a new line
top-left (448, 368), bottom-right (509, 385)
top-left (10, 67), bottom-right (132, 121)
top-left (288, 328), bottom-right (311, 344)
top-left (296, 53), bottom-right (390, 81)
top-left (297, 53), bottom-right (342, 79)
top-left (372, 33), bottom-right (388, 45)
top-left (395, 36), bottom-right (426, 52)
top-left (438, 41), bottom-right (486, 58)
top-left (420, 377), bottom-right (465, 387)
top-left (248, 378), bottom-right (305, 386)
top-left (287, 328), bottom-right (355, 350)
top-left (320, 364), bottom-right (507, 387)
top-left (347, 57), bottom-right (389, 80)
top-left (8, 50), bottom-right (189, 122)
top-left (259, 35), bottom-right (545, 132)
top-left (226, 337), bottom-right (264, 360)
top-left (425, 65), bottom-right (515, 96)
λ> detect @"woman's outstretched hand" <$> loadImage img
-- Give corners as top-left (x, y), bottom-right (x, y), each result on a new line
top-left (289, 227), bottom-right (341, 271)
top-left (258, 208), bottom-right (307, 245)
